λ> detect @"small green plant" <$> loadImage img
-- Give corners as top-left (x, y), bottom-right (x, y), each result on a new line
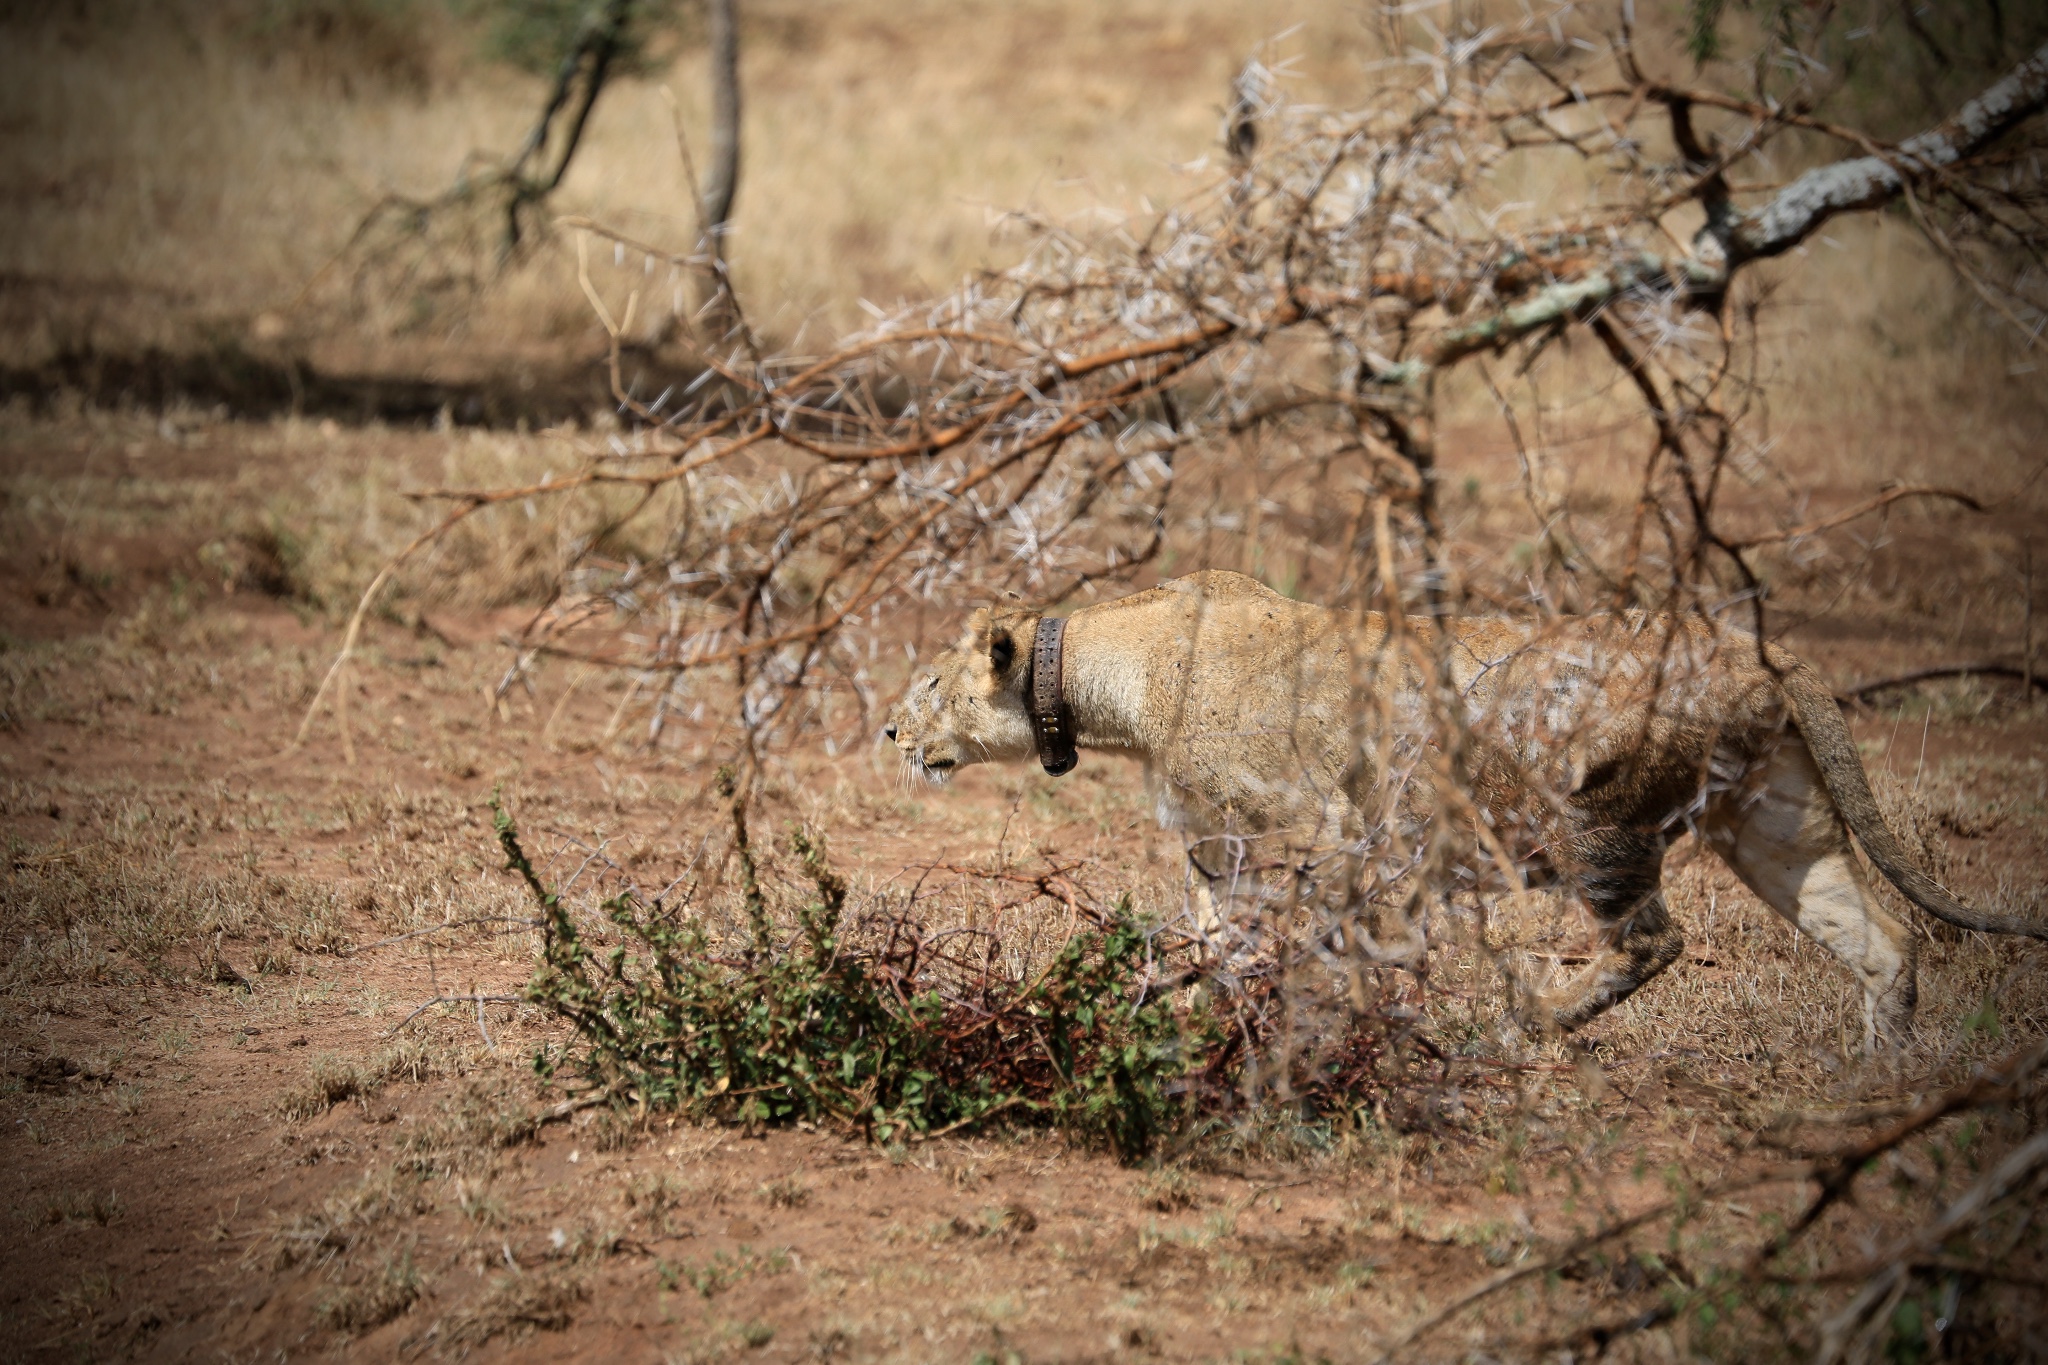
top-left (503, 779), bottom-right (1213, 1160)
top-left (756, 1175), bottom-right (809, 1209)
top-left (1334, 1261), bottom-right (1375, 1291)
top-left (1135, 1167), bottom-right (1201, 1212)
top-left (677, 1246), bottom-right (788, 1298)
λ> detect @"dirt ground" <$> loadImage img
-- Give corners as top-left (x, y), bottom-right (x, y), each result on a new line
top-left (3, 405), bottom-right (2046, 1363)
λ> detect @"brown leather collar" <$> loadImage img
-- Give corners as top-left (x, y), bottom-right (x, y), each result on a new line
top-left (1027, 616), bottom-right (1077, 776)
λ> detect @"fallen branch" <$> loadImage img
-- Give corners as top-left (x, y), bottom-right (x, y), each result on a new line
top-left (1364, 1165), bottom-right (1809, 1365)
top-left (1762, 1036), bottom-right (2048, 1257)
top-left (1840, 660), bottom-right (2048, 702)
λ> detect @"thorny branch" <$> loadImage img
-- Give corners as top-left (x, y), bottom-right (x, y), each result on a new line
top-left (286, 3), bottom-right (2047, 764)
top-left (1371, 1038), bottom-right (2048, 1364)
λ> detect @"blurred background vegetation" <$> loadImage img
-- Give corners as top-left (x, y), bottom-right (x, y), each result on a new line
top-left (1, 1), bottom-right (2041, 423)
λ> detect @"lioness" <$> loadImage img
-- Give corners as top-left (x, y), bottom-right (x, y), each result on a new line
top-left (885, 570), bottom-right (2044, 1046)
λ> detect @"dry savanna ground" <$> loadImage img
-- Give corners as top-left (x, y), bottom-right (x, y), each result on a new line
top-left (2, 384), bottom-right (2044, 1362)
top-left (5, 2), bottom-right (2048, 1361)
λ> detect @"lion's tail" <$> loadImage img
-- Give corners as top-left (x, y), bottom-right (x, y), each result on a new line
top-left (1775, 651), bottom-right (2048, 940)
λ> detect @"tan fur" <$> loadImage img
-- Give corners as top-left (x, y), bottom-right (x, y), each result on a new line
top-left (886, 570), bottom-right (2042, 1046)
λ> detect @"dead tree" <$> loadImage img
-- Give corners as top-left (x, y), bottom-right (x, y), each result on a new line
top-left (501, 0), bottom-right (638, 253)
top-left (407, 13), bottom-right (2044, 705)
top-left (294, 0), bottom-right (641, 331)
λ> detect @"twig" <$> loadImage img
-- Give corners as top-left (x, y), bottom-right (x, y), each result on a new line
top-left (1371, 1038), bottom-right (2048, 1363)
top-left (345, 918), bottom-right (544, 956)
top-left (1815, 1128), bottom-right (2048, 1364)
top-left (390, 993), bottom-right (526, 1035)
top-left (475, 987), bottom-right (496, 1052)
top-left (531, 1092), bottom-right (610, 1132)
top-left (1728, 485), bottom-right (1984, 549)
top-left (288, 505), bottom-right (474, 758)
top-left (1233, 1177), bottom-right (1313, 1213)
top-left (909, 1096), bottom-right (1027, 1142)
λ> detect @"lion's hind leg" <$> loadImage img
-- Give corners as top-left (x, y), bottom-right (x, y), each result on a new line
top-left (1702, 738), bottom-right (1916, 1050)
top-left (1547, 834), bottom-right (1686, 1034)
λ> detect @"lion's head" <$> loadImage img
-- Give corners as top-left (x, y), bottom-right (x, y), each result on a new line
top-left (884, 605), bottom-right (1040, 782)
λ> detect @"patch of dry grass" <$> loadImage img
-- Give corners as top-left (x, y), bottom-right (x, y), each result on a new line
top-left (276, 1038), bottom-right (440, 1122)
top-left (19, 1187), bottom-right (122, 1230)
top-left (398, 1078), bottom-right (548, 1175)
top-left (0, 403), bottom-right (661, 623)
top-left (438, 1268), bottom-right (585, 1346)
top-left (0, 791), bottom-right (363, 997)
top-left (0, 0), bottom-right (1377, 358)
top-left (269, 1166), bottom-right (433, 1271)
top-left (314, 1246), bottom-right (425, 1333)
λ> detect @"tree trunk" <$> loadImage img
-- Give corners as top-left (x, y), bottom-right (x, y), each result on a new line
top-left (699, 0), bottom-right (742, 324)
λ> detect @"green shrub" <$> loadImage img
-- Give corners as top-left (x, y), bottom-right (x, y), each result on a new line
top-left (501, 780), bottom-right (1211, 1161)
top-left (463, 0), bottom-right (689, 76)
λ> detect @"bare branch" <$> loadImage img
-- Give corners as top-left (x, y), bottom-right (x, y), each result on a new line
top-left (1841, 660), bottom-right (2048, 702)
top-left (1720, 39), bottom-right (2048, 265)
top-left (1728, 485), bottom-right (1986, 548)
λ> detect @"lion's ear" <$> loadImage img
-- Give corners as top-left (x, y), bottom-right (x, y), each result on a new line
top-left (964, 606), bottom-right (993, 644)
top-left (989, 630), bottom-right (1015, 675)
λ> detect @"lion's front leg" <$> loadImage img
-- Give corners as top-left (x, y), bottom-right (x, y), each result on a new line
top-left (1188, 858), bottom-right (1226, 939)
top-left (1183, 833), bottom-right (1251, 946)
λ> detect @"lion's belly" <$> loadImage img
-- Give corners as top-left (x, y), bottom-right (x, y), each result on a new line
top-left (1145, 674), bottom-right (1359, 838)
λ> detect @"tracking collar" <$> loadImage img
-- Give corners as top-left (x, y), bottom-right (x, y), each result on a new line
top-left (1027, 616), bottom-right (1078, 777)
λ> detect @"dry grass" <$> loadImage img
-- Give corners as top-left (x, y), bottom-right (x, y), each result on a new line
top-left (270, 1166), bottom-right (433, 1271)
top-left (0, 0), bottom-right (1382, 359)
top-left (314, 1246), bottom-right (425, 1333)
top-left (0, 401), bottom-right (646, 623)
top-left (438, 1268), bottom-right (586, 1346)
top-left (275, 1038), bottom-right (440, 1122)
